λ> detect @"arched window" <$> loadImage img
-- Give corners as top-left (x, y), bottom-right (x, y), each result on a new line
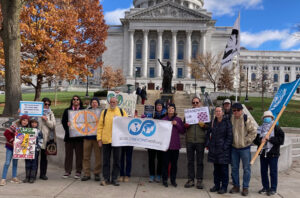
top-left (163, 40), bottom-right (170, 59)
top-left (177, 40), bottom-right (184, 60)
top-left (273, 74), bottom-right (278, 82)
top-left (136, 40), bottom-right (142, 60)
top-left (297, 74), bottom-right (300, 79)
top-left (285, 74), bottom-right (289, 82)
top-left (149, 40), bottom-right (156, 59)
top-left (192, 41), bottom-right (198, 59)
top-left (251, 73), bottom-right (256, 81)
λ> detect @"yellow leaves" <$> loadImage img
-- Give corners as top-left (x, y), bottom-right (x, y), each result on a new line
top-left (101, 66), bottom-right (125, 90)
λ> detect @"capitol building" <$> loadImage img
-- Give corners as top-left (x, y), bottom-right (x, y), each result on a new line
top-left (71, 0), bottom-right (300, 95)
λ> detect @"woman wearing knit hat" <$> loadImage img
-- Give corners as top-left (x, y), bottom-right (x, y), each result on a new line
top-left (0, 115), bottom-right (30, 186)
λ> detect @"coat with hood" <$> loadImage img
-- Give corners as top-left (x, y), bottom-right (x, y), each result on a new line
top-left (153, 99), bottom-right (166, 120)
top-left (40, 109), bottom-right (56, 149)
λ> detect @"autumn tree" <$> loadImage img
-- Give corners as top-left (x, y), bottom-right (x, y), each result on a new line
top-left (101, 66), bottom-right (125, 90)
top-left (0, 1), bottom-right (23, 116)
top-left (218, 67), bottom-right (234, 92)
top-left (188, 61), bottom-right (202, 95)
top-left (189, 52), bottom-right (223, 92)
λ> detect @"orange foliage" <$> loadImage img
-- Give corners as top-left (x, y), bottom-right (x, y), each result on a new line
top-left (101, 66), bottom-right (125, 90)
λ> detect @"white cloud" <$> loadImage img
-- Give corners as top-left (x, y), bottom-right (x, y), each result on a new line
top-left (281, 33), bottom-right (300, 49)
top-left (204, 0), bottom-right (263, 16)
top-left (104, 7), bottom-right (131, 25)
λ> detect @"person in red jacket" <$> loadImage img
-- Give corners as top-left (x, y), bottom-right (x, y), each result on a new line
top-left (0, 115), bottom-right (30, 186)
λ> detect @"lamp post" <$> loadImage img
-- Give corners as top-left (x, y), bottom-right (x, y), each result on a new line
top-left (135, 67), bottom-right (138, 89)
top-left (194, 77), bottom-right (197, 96)
top-left (245, 67), bottom-right (249, 102)
top-left (85, 72), bottom-right (89, 97)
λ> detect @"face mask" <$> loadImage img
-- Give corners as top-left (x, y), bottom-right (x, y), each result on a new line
top-left (263, 117), bottom-right (272, 123)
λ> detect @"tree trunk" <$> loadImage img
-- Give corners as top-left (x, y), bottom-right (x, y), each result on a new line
top-left (0, 0), bottom-right (22, 116)
top-left (34, 74), bottom-right (43, 101)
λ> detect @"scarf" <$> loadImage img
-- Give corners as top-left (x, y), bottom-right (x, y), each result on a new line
top-left (257, 121), bottom-right (274, 156)
top-left (43, 108), bottom-right (51, 116)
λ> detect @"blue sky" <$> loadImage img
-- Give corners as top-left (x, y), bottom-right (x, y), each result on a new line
top-left (101, 0), bottom-right (300, 51)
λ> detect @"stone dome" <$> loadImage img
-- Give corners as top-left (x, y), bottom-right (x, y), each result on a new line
top-left (133, 0), bottom-right (204, 10)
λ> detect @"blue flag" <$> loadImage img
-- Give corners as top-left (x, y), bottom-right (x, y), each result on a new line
top-left (269, 78), bottom-right (300, 118)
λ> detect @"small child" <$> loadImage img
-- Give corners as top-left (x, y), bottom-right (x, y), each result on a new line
top-left (0, 115), bottom-right (30, 186)
top-left (23, 117), bottom-right (43, 184)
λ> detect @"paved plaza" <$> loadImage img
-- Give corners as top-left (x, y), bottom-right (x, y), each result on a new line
top-left (0, 144), bottom-right (300, 198)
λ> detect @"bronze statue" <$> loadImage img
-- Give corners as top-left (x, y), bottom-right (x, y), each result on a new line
top-left (158, 59), bottom-right (173, 93)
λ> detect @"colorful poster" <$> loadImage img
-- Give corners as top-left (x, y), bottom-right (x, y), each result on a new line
top-left (112, 117), bottom-right (172, 151)
top-left (106, 91), bottom-right (137, 117)
top-left (19, 101), bottom-right (44, 116)
top-left (69, 109), bottom-right (102, 137)
top-left (13, 128), bottom-right (38, 159)
top-left (184, 107), bottom-right (211, 124)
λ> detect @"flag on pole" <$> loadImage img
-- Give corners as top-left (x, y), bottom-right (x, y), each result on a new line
top-left (221, 13), bottom-right (240, 68)
top-left (269, 78), bottom-right (300, 119)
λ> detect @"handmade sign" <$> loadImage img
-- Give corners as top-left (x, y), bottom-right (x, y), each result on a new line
top-left (69, 109), bottom-right (102, 137)
top-left (106, 91), bottom-right (136, 117)
top-left (144, 105), bottom-right (155, 118)
top-left (13, 128), bottom-right (38, 159)
top-left (19, 101), bottom-right (44, 117)
top-left (184, 107), bottom-right (210, 124)
top-left (112, 117), bottom-right (172, 151)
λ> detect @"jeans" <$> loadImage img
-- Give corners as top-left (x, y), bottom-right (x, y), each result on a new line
top-left (260, 156), bottom-right (278, 192)
top-left (162, 150), bottom-right (179, 183)
top-left (231, 147), bottom-right (251, 188)
top-left (186, 142), bottom-right (205, 180)
top-left (1, 148), bottom-right (18, 179)
top-left (102, 144), bottom-right (121, 182)
top-left (120, 146), bottom-right (133, 177)
top-left (148, 149), bottom-right (163, 176)
top-left (213, 164), bottom-right (229, 190)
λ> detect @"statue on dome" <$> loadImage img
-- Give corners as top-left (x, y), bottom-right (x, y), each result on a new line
top-left (158, 59), bottom-right (173, 94)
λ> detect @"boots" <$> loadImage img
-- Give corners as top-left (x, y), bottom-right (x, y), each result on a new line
top-left (29, 169), bottom-right (36, 183)
top-left (23, 169), bottom-right (30, 183)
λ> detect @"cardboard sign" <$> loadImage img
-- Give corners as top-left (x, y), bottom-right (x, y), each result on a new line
top-left (184, 107), bottom-right (210, 124)
top-left (106, 91), bottom-right (136, 117)
top-left (19, 101), bottom-right (44, 117)
top-left (13, 128), bottom-right (38, 159)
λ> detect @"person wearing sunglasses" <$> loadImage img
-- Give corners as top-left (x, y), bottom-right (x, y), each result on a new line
top-left (61, 96), bottom-right (84, 179)
top-left (184, 97), bottom-right (207, 189)
top-left (229, 103), bottom-right (257, 196)
top-left (37, 97), bottom-right (56, 180)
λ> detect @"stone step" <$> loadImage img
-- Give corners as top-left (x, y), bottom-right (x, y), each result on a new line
top-left (292, 148), bottom-right (300, 155)
top-left (292, 143), bottom-right (300, 149)
top-left (292, 154), bottom-right (300, 161)
top-left (291, 137), bottom-right (300, 143)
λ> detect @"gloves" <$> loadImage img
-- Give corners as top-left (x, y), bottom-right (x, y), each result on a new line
top-left (184, 123), bottom-right (190, 128)
top-left (198, 122), bottom-right (205, 128)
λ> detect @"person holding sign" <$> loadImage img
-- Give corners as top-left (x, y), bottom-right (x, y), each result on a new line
top-left (0, 115), bottom-right (29, 186)
top-left (161, 104), bottom-right (185, 187)
top-left (229, 103), bottom-right (257, 196)
top-left (184, 97), bottom-right (208, 189)
top-left (253, 111), bottom-right (284, 196)
top-left (206, 107), bottom-right (233, 194)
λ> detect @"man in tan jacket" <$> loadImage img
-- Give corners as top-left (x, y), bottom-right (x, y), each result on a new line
top-left (229, 103), bottom-right (257, 196)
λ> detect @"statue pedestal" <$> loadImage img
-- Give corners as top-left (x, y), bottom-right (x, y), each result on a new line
top-left (160, 93), bottom-right (174, 107)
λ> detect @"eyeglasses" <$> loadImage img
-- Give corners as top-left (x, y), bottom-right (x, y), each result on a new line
top-left (44, 103), bottom-right (51, 106)
top-left (73, 98), bottom-right (79, 101)
top-left (232, 109), bottom-right (241, 112)
top-left (192, 102), bottom-right (199, 104)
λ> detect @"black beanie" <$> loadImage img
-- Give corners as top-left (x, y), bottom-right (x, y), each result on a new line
top-left (168, 103), bottom-right (176, 111)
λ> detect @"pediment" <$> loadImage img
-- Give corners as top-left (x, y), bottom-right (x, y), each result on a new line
top-left (126, 2), bottom-right (211, 21)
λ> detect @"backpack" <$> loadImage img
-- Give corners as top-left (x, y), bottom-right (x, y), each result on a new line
top-left (243, 114), bottom-right (248, 128)
top-left (103, 108), bottom-right (124, 124)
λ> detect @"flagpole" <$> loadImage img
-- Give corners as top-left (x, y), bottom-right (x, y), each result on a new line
top-left (250, 105), bottom-right (286, 165)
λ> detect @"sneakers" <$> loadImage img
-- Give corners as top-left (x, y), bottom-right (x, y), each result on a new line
top-left (124, 176), bottom-right (129, 182)
top-left (267, 190), bottom-right (276, 196)
top-left (196, 179), bottom-right (203, 189)
top-left (11, 177), bottom-right (22, 184)
top-left (229, 186), bottom-right (240, 194)
top-left (258, 188), bottom-right (268, 194)
top-left (184, 179), bottom-right (194, 188)
top-left (62, 172), bottom-right (70, 179)
top-left (74, 172), bottom-right (81, 179)
top-left (218, 189), bottom-right (227, 194)
top-left (241, 188), bottom-right (249, 196)
top-left (0, 179), bottom-right (6, 186)
top-left (149, 175), bottom-right (155, 183)
top-left (155, 175), bottom-right (161, 183)
top-left (39, 175), bottom-right (48, 180)
top-left (81, 175), bottom-right (91, 181)
top-left (111, 180), bottom-right (120, 186)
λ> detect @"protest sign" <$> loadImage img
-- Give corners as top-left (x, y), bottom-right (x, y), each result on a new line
top-left (19, 101), bottom-right (44, 116)
top-left (69, 109), bottom-right (102, 137)
top-left (112, 117), bottom-right (172, 151)
top-left (107, 91), bottom-right (136, 117)
top-left (144, 105), bottom-right (154, 118)
top-left (184, 107), bottom-right (210, 124)
top-left (13, 128), bottom-right (38, 159)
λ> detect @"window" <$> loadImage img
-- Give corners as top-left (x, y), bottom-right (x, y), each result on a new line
top-left (274, 87), bottom-right (278, 92)
top-left (251, 73), bottom-right (256, 81)
top-left (59, 81), bottom-right (62, 85)
top-left (149, 67), bottom-right (155, 78)
top-left (285, 74), bottom-right (289, 82)
top-left (273, 74), bottom-right (278, 82)
top-left (177, 40), bottom-right (184, 60)
top-left (177, 68), bottom-right (183, 78)
top-left (192, 41), bottom-right (198, 59)
top-left (163, 40), bottom-right (170, 59)
top-left (297, 88), bottom-right (300, 94)
top-left (135, 67), bottom-right (141, 77)
top-left (136, 40), bottom-right (142, 60)
top-left (273, 67), bottom-right (276, 71)
top-left (149, 40), bottom-right (156, 59)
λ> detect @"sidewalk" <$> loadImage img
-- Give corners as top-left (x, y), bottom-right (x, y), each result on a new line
top-left (0, 145), bottom-right (299, 198)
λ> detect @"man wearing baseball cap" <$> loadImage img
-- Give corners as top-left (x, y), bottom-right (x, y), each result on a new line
top-left (223, 99), bottom-right (232, 120)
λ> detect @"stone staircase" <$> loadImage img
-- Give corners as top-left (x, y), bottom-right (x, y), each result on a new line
top-left (291, 136), bottom-right (300, 160)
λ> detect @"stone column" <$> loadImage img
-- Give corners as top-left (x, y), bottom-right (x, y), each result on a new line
top-left (200, 30), bottom-right (206, 55)
top-left (171, 30), bottom-right (177, 78)
top-left (291, 66), bottom-right (296, 82)
top-left (142, 30), bottom-right (149, 78)
top-left (128, 30), bottom-right (135, 77)
top-left (185, 31), bottom-right (192, 78)
top-left (156, 30), bottom-right (163, 77)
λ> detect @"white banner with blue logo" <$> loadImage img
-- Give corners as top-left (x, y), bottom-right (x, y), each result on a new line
top-left (112, 117), bottom-right (173, 151)
top-left (269, 78), bottom-right (300, 119)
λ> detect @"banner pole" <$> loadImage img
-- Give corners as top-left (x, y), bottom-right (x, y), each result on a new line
top-left (250, 105), bottom-right (286, 165)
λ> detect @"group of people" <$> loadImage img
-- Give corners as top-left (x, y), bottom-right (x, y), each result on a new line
top-left (1, 97), bottom-right (56, 186)
top-left (0, 95), bottom-right (285, 197)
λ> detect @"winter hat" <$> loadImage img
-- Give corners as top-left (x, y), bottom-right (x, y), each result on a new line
top-left (232, 103), bottom-right (243, 110)
top-left (223, 99), bottom-right (231, 104)
top-left (90, 97), bottom-right (100, 106)
top-left (262, 110), bottom-right (274, 120)
top-left (155, 99), bottom-right (164, 108)
top-left (168, 103), bottom-right (176, 111)
top-left (20, 114), bottom-right (30, 121)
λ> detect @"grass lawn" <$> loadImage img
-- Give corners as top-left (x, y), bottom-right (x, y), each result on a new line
top-left (0, 92), bottom-right (299, 127)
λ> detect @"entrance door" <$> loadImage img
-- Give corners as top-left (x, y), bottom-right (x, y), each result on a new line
top-left (176, 83), bottom-right (184, 91)
top-left (148, 83), bottom-right (155, 90)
